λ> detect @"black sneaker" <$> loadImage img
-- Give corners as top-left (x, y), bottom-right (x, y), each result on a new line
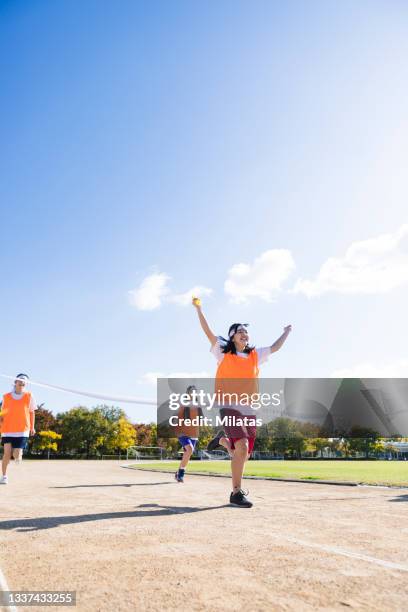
top-left (230, 489), bottom-right (253, 508)
top-left (207, 430), bottom-right (225, 452)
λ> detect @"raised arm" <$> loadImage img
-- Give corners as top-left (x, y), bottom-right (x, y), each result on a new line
top-left (192, 297), bottom-right (217, 346)
top-left (270, 325), bottom-right (292, 353)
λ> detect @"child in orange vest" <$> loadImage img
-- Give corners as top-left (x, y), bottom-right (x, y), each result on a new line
top-left (0, 373), bottom-right (37, 484)
top-left (193, 298), bottom-right (292, 507)
top-left (174, 385), bottom-right (203, 482)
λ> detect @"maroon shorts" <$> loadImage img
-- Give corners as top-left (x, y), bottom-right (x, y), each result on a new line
top-left (229, 436), bottom-right (256, 455)
top-left (220, 407), bottom-right (256, 456)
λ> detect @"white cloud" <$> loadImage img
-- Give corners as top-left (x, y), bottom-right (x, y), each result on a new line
top-left (129, 273), bottom-right (171, 310)
top-left (294, 224), bottom-right (408, 297)
top-left (330, 359), bottom-right (408, 378)
top-left (168, 286), bottom-right (213, 306)
top-left (129, 273), bottom-right (214, 310)
top-left (140, 371), bottom-right (211, 385)
top-left (224, 249), bottom-right (295, 303)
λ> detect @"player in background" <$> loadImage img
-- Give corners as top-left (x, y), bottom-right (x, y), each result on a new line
top-left (174, 385), bottom-right (203, 483)
top-left (0, 373), bottom-right (37, 484)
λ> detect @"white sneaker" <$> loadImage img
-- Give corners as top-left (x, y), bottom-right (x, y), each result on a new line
top-left (0, 475), bottom-right (8, 484)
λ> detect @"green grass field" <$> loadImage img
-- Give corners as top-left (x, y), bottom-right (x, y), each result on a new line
top-left (129, 460), bottom-right (408, 486)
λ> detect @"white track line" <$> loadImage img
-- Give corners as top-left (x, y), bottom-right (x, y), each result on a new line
top-left (285, 537), bottom-right (408, 572)
top-left (0, 564), bottom-right (17, 612)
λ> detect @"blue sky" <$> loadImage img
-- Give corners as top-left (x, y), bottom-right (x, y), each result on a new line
top-left (1, 0), bottom-right (408, 422)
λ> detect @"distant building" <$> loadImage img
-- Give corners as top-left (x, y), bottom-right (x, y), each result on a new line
top-left (384, 441), bottom-right (408, 459)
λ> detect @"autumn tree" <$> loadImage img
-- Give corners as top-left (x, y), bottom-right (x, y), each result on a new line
top-left (106, 417), bottom-right (136, 453)
top-left (37, 430), bottom-right (62, 459)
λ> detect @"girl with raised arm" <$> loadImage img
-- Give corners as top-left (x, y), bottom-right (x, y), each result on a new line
top-left (192, 297), bottom-right (292, 507)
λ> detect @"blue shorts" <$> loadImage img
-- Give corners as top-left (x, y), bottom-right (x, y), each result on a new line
top-left (1, 436), bottom-right (28, 449)
top-left (178, 436), bottom-right (198, 451)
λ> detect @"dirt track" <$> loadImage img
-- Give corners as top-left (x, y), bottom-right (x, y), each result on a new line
top-left (0, 460), bottom-right (407, 611)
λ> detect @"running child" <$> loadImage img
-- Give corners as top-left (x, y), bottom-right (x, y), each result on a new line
top-left (1, 373), bottom-right (37, 484)
top-left (192, 297), bottom-right (292, 507)
top-left (174, 385), bottom-right (202, 483)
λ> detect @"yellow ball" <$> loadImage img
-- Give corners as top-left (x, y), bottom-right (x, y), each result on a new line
top-left (192, 297), bottom-right (201, 306)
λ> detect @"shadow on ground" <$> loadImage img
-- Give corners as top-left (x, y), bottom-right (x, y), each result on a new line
top-left (0, 504), bottom-right (230, 532)
top-left (389, 494), bottom-right (408, 503)
top-left (51, 482), bottom-right (173, 489)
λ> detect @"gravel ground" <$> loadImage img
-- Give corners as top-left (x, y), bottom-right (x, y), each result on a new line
top-left (0, 460), bottom-right (407, 611)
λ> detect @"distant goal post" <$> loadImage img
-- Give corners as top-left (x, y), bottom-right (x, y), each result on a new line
top-left (250, 451), bottom-right (285, 460)
top-left (126, 446), bottom-right (166, 461)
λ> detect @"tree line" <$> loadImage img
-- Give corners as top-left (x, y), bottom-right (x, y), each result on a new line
top-left (22, 404), bottom-right (402, 459)
top-left (27, 405), bottom-right (154, 458)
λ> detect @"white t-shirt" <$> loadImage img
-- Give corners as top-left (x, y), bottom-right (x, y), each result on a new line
top-left (210, 337), bottom-right (271, 365)
top-left (1, 391), bottom-right (37, 438)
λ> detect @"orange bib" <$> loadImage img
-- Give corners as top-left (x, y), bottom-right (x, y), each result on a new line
top-left (215, 350), bottom-right (259, 402)
top-left (1, 392), bottom-right (32, 434)
top-left (176, 405), bottom-right (201, 438)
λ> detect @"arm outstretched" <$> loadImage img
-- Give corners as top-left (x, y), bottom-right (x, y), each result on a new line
top-left (270, 325), bottom-right (292, 353)
top-left (192, 297), bottom-right (217, 346)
